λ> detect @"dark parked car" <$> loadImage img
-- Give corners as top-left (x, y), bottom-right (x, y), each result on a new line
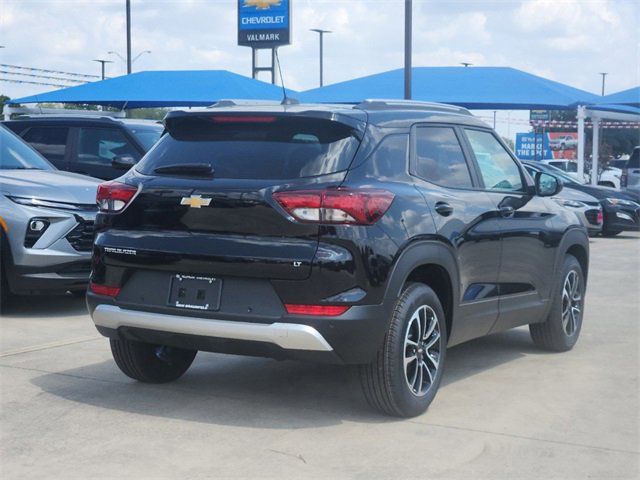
top-left (87, 100), bottom-right (589, 417)
top-left (523, 160), bottom-right (640, 236)
top-left (621, 146), bottom-right (640, 196)
top-left (3, 115), bottom-right (162, 180)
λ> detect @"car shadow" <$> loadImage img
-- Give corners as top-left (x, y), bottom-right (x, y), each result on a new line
top-left (1, 294), bottom-right (88, 318)
top-left (30, 328), bottom-right (543, 428)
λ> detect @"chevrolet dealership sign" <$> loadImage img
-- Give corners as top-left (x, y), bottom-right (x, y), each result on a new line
top-left (238, 0), bottom-right (291, 47)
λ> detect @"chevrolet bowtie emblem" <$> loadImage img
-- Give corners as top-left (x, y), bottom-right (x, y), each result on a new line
top-left (180, 195), bottom-right (212, 208)
top-left (243, 0), bottom-right (281, 9)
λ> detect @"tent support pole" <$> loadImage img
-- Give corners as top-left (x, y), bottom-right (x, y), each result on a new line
top-left (591, 116), bottom-right (600, 186)
top-left (576, 105), bottom-right (585, 181)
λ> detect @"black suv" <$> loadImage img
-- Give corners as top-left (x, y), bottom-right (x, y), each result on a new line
top-left (4, 115), bottom-right (162, 180)
top-left (87, 101), bottom-right (589, 417)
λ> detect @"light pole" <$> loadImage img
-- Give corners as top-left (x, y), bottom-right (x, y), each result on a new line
top-left (310, 29), bottom-right (331, 87)
top-left (404, 0), bottom-right (412, 100)
top-left (93, 59), bottom-right (113, 80)
top-left (599, 72), bottom-right (608, 96)
top-left (126, 0), bottom-right (132, 74)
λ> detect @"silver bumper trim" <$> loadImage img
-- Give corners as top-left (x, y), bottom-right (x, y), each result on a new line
top-left (92, 304), bottom-right (333, 352)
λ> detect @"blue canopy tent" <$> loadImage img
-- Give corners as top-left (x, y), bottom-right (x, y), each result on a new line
top-left (299, 66), bottom-right (600, 110)
top-left (6, 70), bottom-right (291, 109)
top-left (596, 87), bottom-right (640, 107)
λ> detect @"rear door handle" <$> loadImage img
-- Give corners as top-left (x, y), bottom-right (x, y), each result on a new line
top-left (434, 202), bottom-right (454, 217)
top-left (499, 206), bottom-right (515, 218)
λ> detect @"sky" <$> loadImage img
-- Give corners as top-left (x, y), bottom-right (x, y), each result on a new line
top-left (1, 0), bottom-right (638, 138)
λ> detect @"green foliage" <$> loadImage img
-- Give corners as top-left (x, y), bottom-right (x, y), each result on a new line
top-left (502, 136), bottom-right (515, 150)
top-left (127, 108), bottom-right (170, 120)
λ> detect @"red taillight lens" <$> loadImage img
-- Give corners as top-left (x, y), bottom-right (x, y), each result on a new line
top-left (284, 304), bottom-right (350, 316)
top-left (212, 116), bottom-right (276, 123)
top-left (273, 188), bottom-right (394, 225)
top-left (89, 282), bottom-right (121, 297)
top-left (597, 211), bottom-right (604, 224)
top-left (96, 181), bottom-right (137, 213)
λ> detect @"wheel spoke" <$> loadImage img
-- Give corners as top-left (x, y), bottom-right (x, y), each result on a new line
top-left (422, 360), bottom-right (433, 385)
top-left (404, 354), bottom-right (417, 369)
top-left (425, 351), bottom-right (439, 370)
top-left (425, 330), bottom-right (440, 350)
top-left (423, 313), bottom-right (436, 341)
top-left (415, 360), bottom-right (424, 394)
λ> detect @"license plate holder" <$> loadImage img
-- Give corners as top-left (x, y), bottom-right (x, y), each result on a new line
top-left (167, 274), bottom-right (222, 311)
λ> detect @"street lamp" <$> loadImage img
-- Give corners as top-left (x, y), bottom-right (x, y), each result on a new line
top-left (599, 72), bottom-right (608, 96)
top-left (93, 59), bottom-right (114, 80)
top-left (404, 0), bottom-right (412, 100)
top-left (310, 29), bottom-right (331, 87)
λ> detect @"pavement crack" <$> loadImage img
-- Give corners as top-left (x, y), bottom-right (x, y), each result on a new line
top-left (0, 336), bottom-right (101, 358)
top-left (267, 449), bottom-right (308, 464)
top-left (0, 363), bottom-right (127, 385)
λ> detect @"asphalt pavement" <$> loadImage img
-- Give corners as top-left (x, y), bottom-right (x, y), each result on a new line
top-left (1, 233), bottom-right (638, 479)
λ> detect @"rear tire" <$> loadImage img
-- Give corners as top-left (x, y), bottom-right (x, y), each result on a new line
top-left (530, 254), bottom-right (584, 352)
top-left (110, 338), bottom-right (197, 383)
top-left (601, 229), bottom-right (622, 237)
top-left (359, 283), bottom-right (447, 417)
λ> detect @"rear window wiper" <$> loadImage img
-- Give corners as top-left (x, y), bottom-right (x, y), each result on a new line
top-left (153, 163), bottom-right (214, 177)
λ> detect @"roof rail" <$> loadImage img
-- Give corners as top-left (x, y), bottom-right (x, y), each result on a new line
top-left (209, 99), bottom-right (284, 108)
top-left (2, 104), bottom-right (125, 121)
top-left (355, 99), bottom-right (472, 116)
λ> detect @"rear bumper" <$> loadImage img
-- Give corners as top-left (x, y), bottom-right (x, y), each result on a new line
top-left (5, 260), bottom-right (91, 295)
top-left (603, 205), bottom-right (640, 232)
top-left (93, 304), bottom-right (333, 351)
top-left (88, 294), bottom-right (392, 364)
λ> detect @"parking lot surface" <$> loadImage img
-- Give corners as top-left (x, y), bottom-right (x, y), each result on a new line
top-left (1, 233), bottom-right (638, 479)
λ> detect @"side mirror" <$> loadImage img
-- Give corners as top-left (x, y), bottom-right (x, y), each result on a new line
top-left (111, 155), bottom-right (136, 170)
top-left (535, 172), bottom-right (563, 197)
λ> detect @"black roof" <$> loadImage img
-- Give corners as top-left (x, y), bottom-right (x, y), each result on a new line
top-left (166, 99), bottom-right (489, 129)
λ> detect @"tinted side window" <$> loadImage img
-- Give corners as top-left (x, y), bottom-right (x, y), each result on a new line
top-left (415, 127), bottom-right (472, 188)
top-left (465, 129), bottom-right (523, 191)
top-left (22, 127), bottom-right (69, 162)
top-left (628, 149), bottom-right (640, 168)
top-left (77, 128), bottom-right (140, 166)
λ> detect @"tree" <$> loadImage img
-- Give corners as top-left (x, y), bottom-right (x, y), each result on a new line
top-left (501, 136), bottom-right (514, 150)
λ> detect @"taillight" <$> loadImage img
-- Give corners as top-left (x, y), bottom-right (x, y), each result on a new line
top-left (273, 188), bottom-right (394, 225)
top-left (284, 304), bottom-right (350, 316)
top-left (212, 115), bottom-right (276, 123)
top-left (597, 211), bottom-right (604, 224)
top-left (96, 181), bottom-right (138, 213)
top-left (89, 282), bottom-right (121, 297)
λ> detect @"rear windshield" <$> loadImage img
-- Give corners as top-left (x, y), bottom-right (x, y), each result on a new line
top-left (135, 115), bottom-right (360, 179)
top-left (127, 124), bottom-right (163, 151)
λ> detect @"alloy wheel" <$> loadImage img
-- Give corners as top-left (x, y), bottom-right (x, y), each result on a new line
top-left (403, 305), bottom-right (441, 397)
top-left (561, 270), bottom-right (582, 336)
